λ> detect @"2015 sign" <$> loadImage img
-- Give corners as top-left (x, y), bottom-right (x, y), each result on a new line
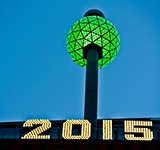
top-left (21, 119), bottom-right (153, 141)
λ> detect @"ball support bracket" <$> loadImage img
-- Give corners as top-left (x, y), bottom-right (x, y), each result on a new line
top-left (83, 43), bottom-right (102, 59)
top-left (84, 44), bottom-right (99, 139)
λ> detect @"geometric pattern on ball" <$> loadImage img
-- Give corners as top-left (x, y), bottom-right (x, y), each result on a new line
top-left (66, 15), bottom-right (120, 69)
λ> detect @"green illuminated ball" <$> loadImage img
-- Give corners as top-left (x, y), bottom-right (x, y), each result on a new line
top-left (66, 15), bottom-right (120, 69)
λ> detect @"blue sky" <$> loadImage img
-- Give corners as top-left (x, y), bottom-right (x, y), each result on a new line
top-left (0, 0), bottom-right (160, 122)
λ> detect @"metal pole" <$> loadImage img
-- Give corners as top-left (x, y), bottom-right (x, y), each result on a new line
top-left (84, 48), bottom-right (98, 139)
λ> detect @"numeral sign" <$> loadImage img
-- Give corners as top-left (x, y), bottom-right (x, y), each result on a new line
top-left (21, 119), bottom-right (154, 141)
